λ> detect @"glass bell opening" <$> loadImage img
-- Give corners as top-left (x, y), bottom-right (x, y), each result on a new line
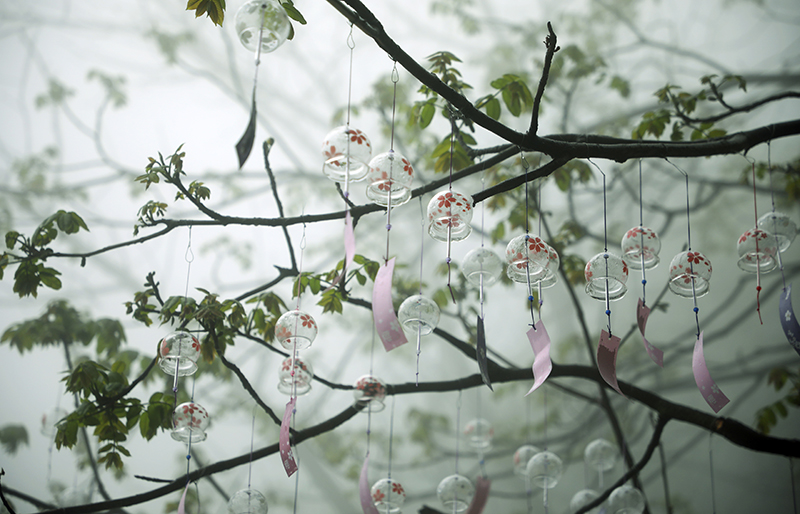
top-left (584, 252), bottom-right (629, 301)
top-left (159, 331), bottom-right (201, 377)
top-left (737, 228), bottom-right (778, 273)
top-left (321, 126), bottom-right (372, 183)
top-left (171, 402), bottom-right (210, 443)
top-left (621, 226), bottom-right (661, 270)
top-left (234, 0), bottom-right (291, 53)
top-left (366, 151), bottom-right (413, 207)
top-left (668, 250), bottom-right (712, 298)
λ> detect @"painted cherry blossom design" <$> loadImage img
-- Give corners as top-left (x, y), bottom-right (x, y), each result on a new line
top-left (158, 332), bottom-right (201, 376)
top-left (427, 190), bottom-right (474, 242)
top-left (621, 226), bottom-right (661, 270)
top-left (274, 309), bottom-right (318, 350)
top-left (668, 250), bottom-right (712, 298)
top-left (366, 151), bottom-right (414, 207)
top-left (321, 125), bottom-right (372, 183)
top-left (736, 228), bottom-right (778, 273)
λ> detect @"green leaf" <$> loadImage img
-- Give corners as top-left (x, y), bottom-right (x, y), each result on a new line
top-left (485, 97), bottom-right (501, 120)
top-left (0, 424), bottom-right (29, 454)
top-left (5, 231), bottom-right (19, 249)
top-left (281, 1), bottom-right (306, 24)
top-left (609, 75), bottom-right (630, 98)
top-left (420, 101), bottom-right (435, 128)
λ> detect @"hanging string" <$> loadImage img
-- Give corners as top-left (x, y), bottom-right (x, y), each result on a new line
top-left (638, 160), bottom-right (648, 306)
top-left (587, 159), bottom-right (612, 336)
top-left (386, 395), bottom-right (397, 505)
top-left (542, 386), bottom-right (550, 514)
top-left (537, 178), bottom-right (544, 318)
top-left (766, 142), bottom-right (788, 289)
top-left (416, 198), bottom-right (426, 386)
top-left (292, 456), bottom-right (301, 514)
top-left (248, 406), bottom-right (256, 489)
top-left (454, 390), bottom-right (463, 475)
top-left (344, 24), bottom-right (355, 195)
top-left (749, 158), bottom-right (764, 324)
top-left (445, 126), bottom-right (457, 302)
top-left (520, 151), bottom-right (537, 329)
top-left (173, 228), bottom-right (195, 409)
top-left (384, 62), bottom-right (400, 264)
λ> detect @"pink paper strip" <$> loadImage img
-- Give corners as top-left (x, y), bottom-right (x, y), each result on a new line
top-left (345, 210), bottom-right (356, 271)
top-left (637, 299), bottom-right (664, 367)
top-left (280, 398), bottom-right (298, 477)
top-left (372, 258), bottom-right (408, 351)
top-left (359, 455), bottom-right (380, 514)
top-left (177, 483), bottom-right (189, 514)
top-left (466, 476), bottom-right (491, 514)
top-left (525, 320), bottom-right (552, 396)
top-left (692, 331), bottom-right (729, 413)
top-left (597, 330), bottom-right (626, 397)
top-left (779, 285), bottom-right (800, 357)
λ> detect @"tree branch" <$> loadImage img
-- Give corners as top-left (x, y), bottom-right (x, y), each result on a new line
top-left (528, 22), bottom-right (559, 136)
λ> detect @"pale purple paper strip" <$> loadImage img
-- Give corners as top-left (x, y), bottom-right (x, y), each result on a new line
top-left (637, 299), bottom-right (664, 368)
top-left (280, 398), bottom-right (298, 477)
top-left (692, 331), bottom-right (730, 413)
top-left (177, 483), bottom-right (189, 514)
top-left (779, 285), bottom-right (800, 357)
top-left (465, 476), bottom-right (491, 514)
top-left (372, 258), bottom-right (408, 352)
top-left (525, 320), bottom-right (552, 396)
top-left (345, 210), bottom-right (356, 271)
top-left (359, 455), bottom-right (380, 514)
top-left (597, 330), bottom-right (625, 397)
top-left (476, 316), bottom-right (492, 390)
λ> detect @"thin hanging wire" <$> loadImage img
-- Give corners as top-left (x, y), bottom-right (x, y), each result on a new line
top-left (749, 158), bottom-right (764, 324)
top-left (386, 395), bottom-right (398, 506)
top-left (445, 121), bottom-right (457, 302)
top-left (455, 390), bottom-right (463, 475)
top-left (416, 198), bottom-right (425, 386)
top-left (384, 62), bottom-right (400, 264)
top-left (638, 160), bottom-right (648, 305)
top-left (520, 151), bottom-right (537, 329)
top-left (587, 159), bottom-right (612, 336)
top-left (248, 405), bottom-right (256, 488)
top-left (343, 24), bottom-right (355, 195)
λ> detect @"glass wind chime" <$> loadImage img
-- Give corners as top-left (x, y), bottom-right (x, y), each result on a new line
top-left (226, 410), bottom-right (269, 514)
top-left (437, 392), bottom-right (475, 513)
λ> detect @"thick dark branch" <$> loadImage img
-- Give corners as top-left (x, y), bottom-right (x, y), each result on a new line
top-left (529, 22), bottom-right (559, 136)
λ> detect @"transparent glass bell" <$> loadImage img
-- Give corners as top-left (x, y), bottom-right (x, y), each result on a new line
top-left (513, 444), bottom-right (541, 476)
top-left (570, 489), bottom-right (601, 514)
top-left (274, 309), bottom-right (317, 350)
top-left (397, 294), bottom-right (440, 336)
top-left (526, 450), bottom-right (563, 489)
top-left (159, 331), bottom-right (202, 377)
top-left (461, 247), bottom-right (503, 287)
top-left (607, 485), bottom-right (645, 514)
top-left (463, 418), bottom-right (494, 452)
top-left (277, 356), bottom-right (313, 396)
top-left (584, 252), bottom-right (629, 301)
top-left (427, 191), bottom-right (474, 242)
top-left (371, 478), bottom-right (406, 514)
top-left (171, 402), bottom-right (210, 443)
top-left (668, 251), bottom-right (712, 298)
top-left (505, 234), bottom-right (550, 284)
top-left (758, 211), bottom-right (797, 252)
top-left (353, 375), bottom-right (387, 413)
top-left (737, 228), bottom-right (778, 273)
top-left (366, 151), bottom-right (414, 207)
top-left (584, 438), bottom-right (618, 472)
top-left (436, 474), bottom-right (474, 513)
top-left (227, 488), bottom-right (269, 514)
top-left (321, 126), bottom-right (372, 183)
top-left (621, 226), bottom-right (660, 270)
top-left (234, 0), bottom-right (291, 53)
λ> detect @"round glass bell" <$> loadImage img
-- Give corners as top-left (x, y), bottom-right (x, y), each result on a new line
top-left (737, 228), bottom-right (778, 273)
top-left (570, 489), bottom-right (601, 514)
top-left (277, 356), bottom-right (313, 396)
top-left (667, 250), bottom-right (712, 298)
top-left (621, 226), bottom-right (660, 270)
top-left (505, 234), bottom-right (551, 284)
top-left (513, 444), bottom-right (541, 476)
top-left (427, 191), bottom-right (474, 242)
top-left (234, 0), bottom-right (291, 53)
top-left (758, 211), bottom-right (797, 252)
top-left (159, 331), bottom-right (201, 377)
top-left (171, 402), bottom-right (210, 443)
top-left (397, 294), bottom-right (440, 336)
top-left (227, 488), bottom-right (269, 514)
top-left (607, 485), bottom-right (645, 514)
top-left (538, 243), bottom-right (560, 289)
top-left (371, 478), bottom-right (406, 514)
top-left (463, 418), bottom-right (494, 452)
top-left (584, 438), bottom-right (618, 472)
top-left (461, 247), bottom-right (503, 287)
top-left (584, 252), bottom-right (629, 301)
top-left (436, 474), bottom-right (474, 513)
top-left (526, 450), bottom-right (563, 489)
top-left (353, 375), bottom-right (387, 413)
top-left (274, 309), bottom-right (317, 351)
top-left (321, 126), bottom-right (372, 183)
top-left (366, 151), bottom-right (414, 207)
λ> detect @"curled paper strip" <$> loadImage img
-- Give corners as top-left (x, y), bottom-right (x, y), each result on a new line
top-left (280, 398), bottom-right (298, 477)
top-left (779, 285), bottom-right (800, 357)
top-left (359, 455), bottom-right (380, 514)
top-left (692, 331), bottom-right (730, 413)
top-left (466, 476), bottom-right (491, 514)
top-left (177, 482), bottom-right (190, 514)
top-left (637, 299), bottom-right (664, 367)
top-left (476, 316), bottom-right (492, 390)
top-left (372, 258), bottom-right (408, 351)
top-left (525, 320), bottom-right (552, 396)
top-left (235, 94), bottom-right (257, 168)
top-left (597, 330), bottom-right (625, 397)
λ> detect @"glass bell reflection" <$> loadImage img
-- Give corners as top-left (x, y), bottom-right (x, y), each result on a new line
top-left (427, 191), bottom-right (474, 242)
top-left (584, 252), bottom-right (629, 301)
top-left (171, 402), bottom-right (210, 443)
top-left (274, 309), bottom-right (317, 350)
top-left (463, 418), bottom-right (494, 452)
top-left (737, 228), bottom-right (778, 273)
top-left (353, 375), bottom-right (387, 413)
top-left (321, 126), bottom-right (372, 183)
top-left (436, 474), bottom-right (474, 513)
top-left (366, 151), bottom-right (414, 207)
top-left (584, 438), bottom-right (618, 472)
top-left (277, 356), bottom-right (313, 396)
top-left (758, 211), bottom-right (797, 252)
top-left (397, 295), bottom-right (440, 336)
top-left (526, 450), bottom-right (563, 489)
top-left (621, 226), bottom-right (660, 270)
top-left (505, 235), bottom-right (550, 284)
top-left (461, 247), bottom-right (503, 287)
top-left (607, 485), bottom-right (645, 514)
top-left (159, 331), bottom-right (201, 377)
top-left (668, 251), bottom-right (712, 298)
top-left (513, 444), bottom-right (541, 476)
top-left (570, 489), bottom-right (601, 514)
top-left (234, 0), bottom-right (291, 53)
top-left (227, 488), bottom-right (269, 514)
top-left (371, 478), bottom-right (406, 514)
